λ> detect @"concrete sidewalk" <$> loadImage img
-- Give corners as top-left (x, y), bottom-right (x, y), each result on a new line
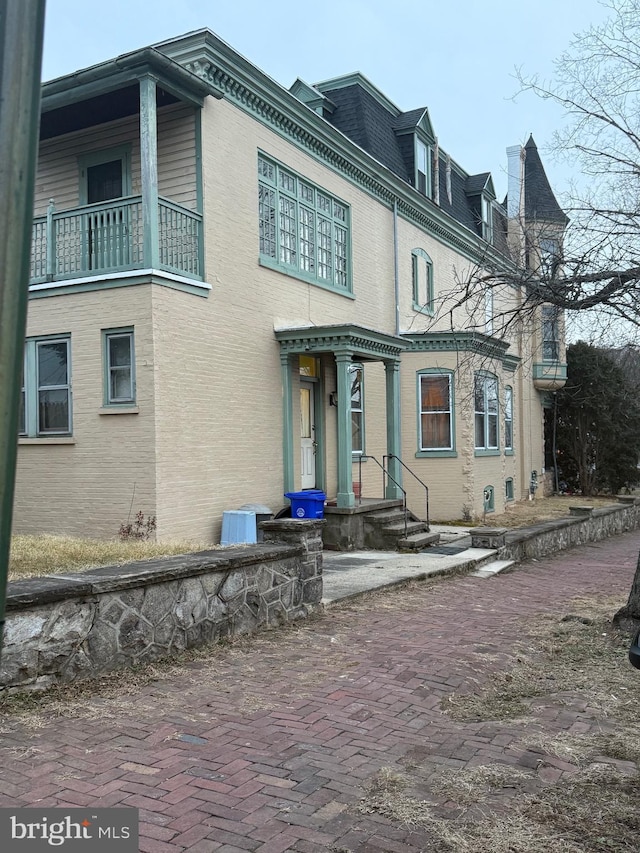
top-left (0, 530), bottom-right (638, 853)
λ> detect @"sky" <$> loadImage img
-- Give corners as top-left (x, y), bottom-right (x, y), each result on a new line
top-left (41, 0), bottom-right (612, 203)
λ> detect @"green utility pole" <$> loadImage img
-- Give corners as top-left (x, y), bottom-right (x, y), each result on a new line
top-left (0, 0), bottom-right (47, 661)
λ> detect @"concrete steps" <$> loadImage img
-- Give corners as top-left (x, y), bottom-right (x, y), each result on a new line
top-left (470, 559), bottom-right (515, 578)
top-left (362, 506), bottom-right (439, 551)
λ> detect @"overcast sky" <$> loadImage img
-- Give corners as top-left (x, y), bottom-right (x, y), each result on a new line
top-left (41, 0), bottom-right (610, 202)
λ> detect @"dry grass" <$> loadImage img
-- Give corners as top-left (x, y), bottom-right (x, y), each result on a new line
top-left (354, 596), bottom-right (640, 852)
top-left (444, 596), bottom-right (638, 723)
top-left (481, 494), bottom-right (620, 528)
top-left (8, 534), bottom-right (215, 580)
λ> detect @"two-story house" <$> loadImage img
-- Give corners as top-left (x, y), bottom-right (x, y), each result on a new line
top-left (13, 29), bottom-right (567, 542)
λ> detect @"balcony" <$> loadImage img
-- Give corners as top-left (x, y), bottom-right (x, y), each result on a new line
top-left (533, 361), bottom-right (567, 391)
top-left (30, 196), bottom-right (203, 285)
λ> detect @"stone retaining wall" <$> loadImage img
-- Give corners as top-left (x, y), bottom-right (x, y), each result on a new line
top-left (0, 519), bottom-right (324, 692)
top-left (471, 499), bottom-right (640, 561)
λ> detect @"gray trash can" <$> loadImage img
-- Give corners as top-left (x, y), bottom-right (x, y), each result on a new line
top-left (238, 503), bottom-right (274, 542)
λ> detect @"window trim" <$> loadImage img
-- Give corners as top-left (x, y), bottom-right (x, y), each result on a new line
top-left (504, 385), bottom-right (514, 454)
top-left (350, 363), bottom-right (365, 456)
top-left (483, 484), bottom-right (495, 512)
top-left (103, 327), bottom-right (136, 407)
top-left (20, 334), bottom-right (72, 438)
top-left (258, 152), bottom-right (353, 296)
top-left (416, 369), bottom-right (457, 458)
top-left (481, 195), bottom-right (494, 243)
top-left (411, 248), bottom-right (434, 315)
top-left (78, 145), bottom-right (132, 205)
top-left (474, 372), bottom-right (499, 454)
top-left (541, 305), bottom-right (561, 362)
top-left (484, 287), bottom-right (494, 335)
top-left (415, 137), bottom-right (432, 198)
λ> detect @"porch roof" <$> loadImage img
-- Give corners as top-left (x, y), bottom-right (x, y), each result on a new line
top-left (40, 48), bottom-right (221, 140)
top-left (274, 324), bottom-right (406, 361)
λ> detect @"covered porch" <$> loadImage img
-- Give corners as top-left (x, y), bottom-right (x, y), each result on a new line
top-left (275, 324), bottom-right (407, 509)
top-left (31, 48), bottom-right (220, 286)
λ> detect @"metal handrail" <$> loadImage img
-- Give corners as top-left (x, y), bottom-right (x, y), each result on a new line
top-left (384, 454), bottom-right (430, 531)
top-left (356, 454), bottom-right (408, 539)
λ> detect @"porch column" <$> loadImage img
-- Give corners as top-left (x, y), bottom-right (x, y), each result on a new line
top-left (280, 352), bottom-right (295, 496)
top-left (384, 359), bottom-right (403, 499)
top-left (139, 75), bottom-right (160, 269)
top-left (335, 352), bottom-right (355, 508)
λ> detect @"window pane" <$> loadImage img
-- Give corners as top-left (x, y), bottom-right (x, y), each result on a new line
top-left (109, 335), bottom-right (131, 367)
top-left (39, 389), bottom-right (69, 432)
top-left (350, 367), bottom-right (362, 408)
top-left (87, 159), bottom-right (122, 204)
top-left (475, 413), bottom-right (485, 447)
top-left (352, 412), bottom-right (363, 453)
top-left (299, 206), bottom-right (315, 272)
top-left (421, 376), bottom-right (449, 412)
top-left (38, 342), bottom-right (67, 387)
top-left (258, 185), bottom-right (276, 257)
top-left (505, 421), bottom-right (513, 449)
top-left (279, 197), bottom-right (297, 265)
top-left (19, 390), bottom-right (25, 435)
top-left (487, 379), bottom-right (498, 413)
top-left (488, 414), bottom-right (498, 448)
top-left (421, 413), bottom-right (451, 449)
top-left (110, 367), bottom-right (132, 401)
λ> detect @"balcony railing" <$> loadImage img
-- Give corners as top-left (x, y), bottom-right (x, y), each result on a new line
top-left (30, 196), bottom-right (203, 284)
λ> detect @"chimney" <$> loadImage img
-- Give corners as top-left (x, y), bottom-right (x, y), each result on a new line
top-left (506, 144), bottom-right (526, 263)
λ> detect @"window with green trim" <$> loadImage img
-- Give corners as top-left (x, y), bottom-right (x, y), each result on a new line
top-left (415, 139), bottom-right (431, 197)
top-left (19, 336), bottom-right (72, 437)
top-left (258, 154), bottom-right (351, 292)
top-left (481, 196), bottom-right (494, 243)
top-left (542, 305), bottom-right (560, 361)
top-left (485, 287), bottom-right (494, 335)
top-left (412, 249), bottom-right (434, 313)
top-left (483, 485), bottom-right (495, 512)
top-left (504, 386), bottom-right (513, 451)
top-left (505, 478), bottom-right (514, 501)
top-left (350, 364), bottom-right (364, 454)
top-left (104, 328), bottom-right (135, 406)
top-left (419, 373), bottom-right (453, 450)
top-left (475, 373), bottom-right (499, 450)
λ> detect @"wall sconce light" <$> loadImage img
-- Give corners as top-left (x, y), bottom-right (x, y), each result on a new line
top-left (329, 392), bottom-right (338, 407)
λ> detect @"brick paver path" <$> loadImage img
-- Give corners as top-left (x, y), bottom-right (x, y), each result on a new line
top-left (1, 532), bottom-right (639, 852)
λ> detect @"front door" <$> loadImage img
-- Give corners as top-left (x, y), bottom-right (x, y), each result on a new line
top-left (300, 382), bottom-right (316, 489)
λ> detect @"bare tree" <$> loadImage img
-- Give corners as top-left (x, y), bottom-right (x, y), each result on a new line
top-left (433, 0), bottom-right (640, 626)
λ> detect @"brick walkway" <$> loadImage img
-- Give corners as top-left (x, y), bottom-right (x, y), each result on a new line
top-left (1, 532), bottom-right (638, 852)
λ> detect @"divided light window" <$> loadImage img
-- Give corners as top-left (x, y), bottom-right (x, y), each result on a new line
top-left (104, 329), bottom-right (135, 405)
top-left (542, 305), bottom-right (560, 361)
top-left (475, 373), bottom-right (498, 450)
top-left (258, 155), bottom-right (351, 292)
top-left (19, 336), bottom-right (72, 437)
top-left (419, 373), bottom-right (453, 450)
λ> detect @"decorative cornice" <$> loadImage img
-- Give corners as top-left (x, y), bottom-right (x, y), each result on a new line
top-left (402, 331), bottom-right (518, 366)
top-left (274, 323), bottom-right (406, 361)
top-left (156, 32), bottom-right (517, 271)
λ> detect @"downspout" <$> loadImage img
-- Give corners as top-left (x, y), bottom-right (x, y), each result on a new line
top-left (393, 200), bottom-right (400, 337)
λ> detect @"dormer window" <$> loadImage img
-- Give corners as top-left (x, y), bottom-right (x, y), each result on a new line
top-left (481, 196), bottom-right (494, 243)
top-left (416, 139), bottom-right (431, 197)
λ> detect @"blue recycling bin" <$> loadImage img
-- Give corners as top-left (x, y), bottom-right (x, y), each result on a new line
top-left (284, 490), bottom-right (326, 519)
